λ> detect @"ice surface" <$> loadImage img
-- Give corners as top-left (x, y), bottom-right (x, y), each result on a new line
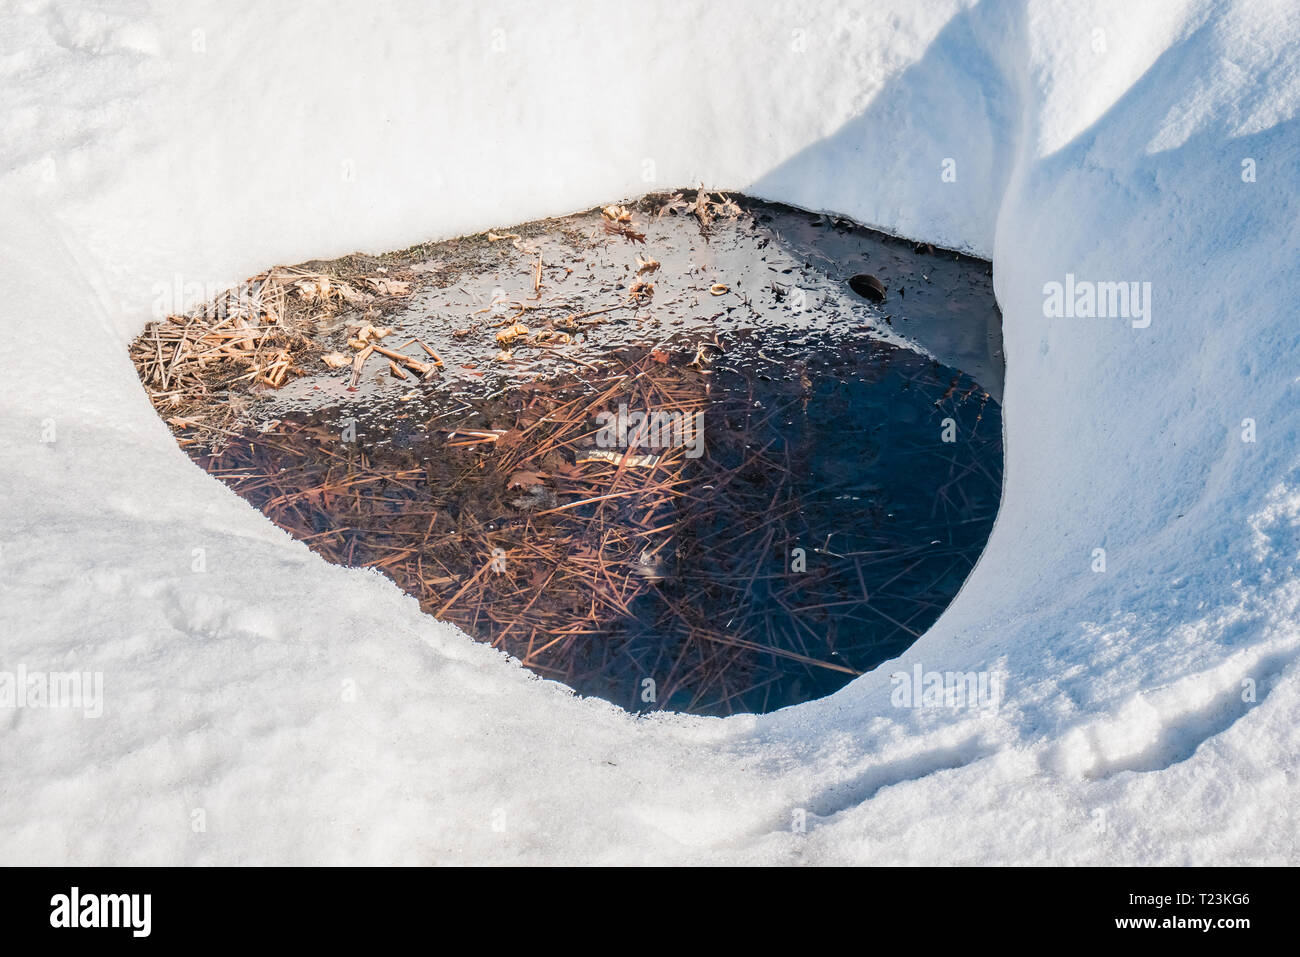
top-left (1, 0), bottom-right (1296, 863)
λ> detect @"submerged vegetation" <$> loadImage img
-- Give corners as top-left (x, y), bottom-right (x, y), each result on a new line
top-left (130, 192), bottom-right (1003, 714)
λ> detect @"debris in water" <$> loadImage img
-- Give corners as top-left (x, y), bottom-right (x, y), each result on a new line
top-left (128, 191), bottom-right (1004, 715)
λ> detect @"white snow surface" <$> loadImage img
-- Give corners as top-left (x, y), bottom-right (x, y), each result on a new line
top-left (2, 0), bottom-right (1298, 864)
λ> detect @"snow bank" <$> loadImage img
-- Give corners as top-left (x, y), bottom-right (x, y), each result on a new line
top-left (1, 0), bottom-right (1297, 864)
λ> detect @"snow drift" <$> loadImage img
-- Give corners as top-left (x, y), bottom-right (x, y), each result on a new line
top-left (1, 0), bottom-right (1297, 864)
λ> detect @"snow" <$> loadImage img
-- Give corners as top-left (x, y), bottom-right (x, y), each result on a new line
top-left (2, 0), bottom-right (1297, 864)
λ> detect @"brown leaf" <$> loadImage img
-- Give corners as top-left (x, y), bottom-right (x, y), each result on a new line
top-left (496, 428), bottom-right (524, 450)
top-left (337, 283), bottom-right (371, 304)
top-left (656, 192), bottom-right (688, 217)
top-left (364, 277), bottom-right (411, 296)
top-left (495, 322), bottom-right (530, 346)
top-left (602, 220), bottom-right (646, 244)
top-left (507, 470), bottom-right (548, 488)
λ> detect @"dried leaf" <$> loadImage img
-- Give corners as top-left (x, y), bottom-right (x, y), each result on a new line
top-left (496, 428), bottom-right (524, 450)
top-left (713, 193), bottom-right (743, 219)
top-left (693, 191), bottom-right (714, 229)
top-left (495, 322), bottom-right (530, 346)
top-left (364, 277), bottom-right (411, 296)
top-left (629, 280), bottom-right (654, 302)
top-left (532, 329), bottom-right (572, 345)
top-left (347, 323), bottom-right (393, 347)
top-left (321, 352), bottom-right (351, 369)
top-left (337, 283), bottom-right (370, 304)
top-left (507, 470), bottom-right (548, 488)
top-left (656, 192), bottom-right (688, 217)
top-left (602, 220), bottom-right (646, 244)
top-left (293, 277), bottom-right (324, 300)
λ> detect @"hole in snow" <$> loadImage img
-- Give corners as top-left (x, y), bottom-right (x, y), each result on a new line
top-left (130, 192), bottom-right (1003, 715)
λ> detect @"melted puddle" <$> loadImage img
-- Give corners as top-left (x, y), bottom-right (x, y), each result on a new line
top-left (133, 192), bottom-right (1003, 715)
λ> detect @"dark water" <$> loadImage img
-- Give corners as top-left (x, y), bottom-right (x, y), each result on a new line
top-left (563, 329), bottom-right (1001, 713)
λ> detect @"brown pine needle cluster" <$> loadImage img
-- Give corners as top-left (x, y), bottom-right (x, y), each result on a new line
top-left (130, 265), bottom-right (418, 432)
